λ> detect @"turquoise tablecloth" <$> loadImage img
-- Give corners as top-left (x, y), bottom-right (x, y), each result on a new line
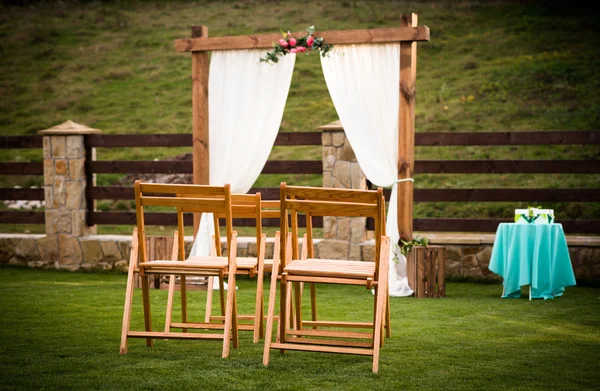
top-left (489, 223), bottom-right (576, 300)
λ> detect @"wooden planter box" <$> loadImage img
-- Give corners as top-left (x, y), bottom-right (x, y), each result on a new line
top-left (406, 246), bottom-right (446, 298)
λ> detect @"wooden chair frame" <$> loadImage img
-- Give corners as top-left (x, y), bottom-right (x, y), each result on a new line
top-left (203, 199), bottom-right (283, 341)
top-left (263, 183), bottom-right (390, 373)
top-left (165, 194), bottom-right (276, 343)
top-left (120, 181), bottom-right (239, 358)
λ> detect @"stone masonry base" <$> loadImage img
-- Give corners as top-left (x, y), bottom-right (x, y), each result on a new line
top-left (1, 233), bottom-right (598, 284)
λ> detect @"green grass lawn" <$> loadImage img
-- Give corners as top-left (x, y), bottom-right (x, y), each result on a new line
top-left (0, 267), bottom-right (598, 390)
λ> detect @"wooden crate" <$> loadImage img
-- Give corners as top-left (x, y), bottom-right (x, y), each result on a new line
top-left (406, 246), bottom-right (446, 298)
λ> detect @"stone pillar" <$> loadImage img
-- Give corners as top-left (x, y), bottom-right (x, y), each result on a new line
top-left (38, 120), bottom-right (100, 269)
top-left (318, 120), bottom-right (367, 260)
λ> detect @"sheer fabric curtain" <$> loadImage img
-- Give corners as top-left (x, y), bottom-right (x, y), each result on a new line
top-left (189, 50), bottom-right (296, 273)
top-left (321, 44), bottom-right (413, 296)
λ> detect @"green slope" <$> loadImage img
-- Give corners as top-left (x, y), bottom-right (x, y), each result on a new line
top-left (1, 0), bottom-right (599, 233)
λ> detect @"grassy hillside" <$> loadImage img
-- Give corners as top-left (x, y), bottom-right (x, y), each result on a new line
top-left (1, 0), bottom-right (599, 233)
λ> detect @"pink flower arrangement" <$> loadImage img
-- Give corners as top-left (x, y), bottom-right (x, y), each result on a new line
top-left (260, 25), bottom-right (333, 64)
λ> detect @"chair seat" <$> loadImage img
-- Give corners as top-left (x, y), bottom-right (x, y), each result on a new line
top-left (236, 257), bottom-right (259, 270)
top-left (140, 256), bottom-right (229, 270)
top-left (263, 258), bottom-right (274, 271)
top-left (284, 259), bottom-right (375, 279)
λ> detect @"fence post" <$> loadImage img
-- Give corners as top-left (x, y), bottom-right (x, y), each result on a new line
top-left (319, 120), bottom-right (367, 260)
top-left (38, 121), bottom-right (99, 269)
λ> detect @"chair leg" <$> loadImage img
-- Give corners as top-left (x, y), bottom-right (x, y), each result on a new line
top-left (263, 242), bottom-right (281, 366)
top-left (385, 286), bottom-right (392, 338)
top-left (222, 234), bottom-right (239, 358)
top-left (301, 236), bottom-right (317, 329)
top-left (218, 273), bottom-right (226, 317)
top-left (293, 282), bottom-right (303, 331)
top-left (222, 266), bottom-right (238, 358)
top-left (120, 233), bottom-right (138, 354)
top-left (164, 233), bottom-right (179, 335)
top-left (164, 274), bottom-right (176, 334)
top-left (253, 235), bottom-right (266, 343)
top-left (205, 234), bottom-right (217, 323)
top-left (309, 282), bottom-right (317, 328)
top-left (205, 276), bottom-right (214, 323)
top-left (141, 274), bottom-right (154, 348)
top-left (277, 236), bottom-right (293, 355)
top-left (232, 276), bottom-right (239, 349)
top-left (180, 275), bottom-right (188, 332)
top-left (277, 273), bottom-right (289, 354)
top-left (372, 238), bottom-right (390, 374)
top-left (372, 282), bottom-right (386, 373)
top-left (282, 278), bottom-right (293, 353)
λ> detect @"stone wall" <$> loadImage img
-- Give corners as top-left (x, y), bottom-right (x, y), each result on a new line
top-left (39, 122), bottom-right (99, 238)
top-left (321, 128), bottom-right (368, 260)
top-left (1, 233), bottom-right (598, 284)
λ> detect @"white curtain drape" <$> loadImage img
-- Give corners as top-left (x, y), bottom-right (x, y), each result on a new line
top-left (320, 44), bottom-right (413, 297)
top-left (189, 50), bottom-right (296, 280)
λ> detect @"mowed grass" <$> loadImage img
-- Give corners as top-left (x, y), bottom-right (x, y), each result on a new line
top-left (0, 267), bottom-right (599, 390)
top-left (0, 0), bottom-right (599, 233)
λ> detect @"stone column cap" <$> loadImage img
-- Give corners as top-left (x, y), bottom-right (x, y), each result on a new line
top-left (38, 120), bottom-right (101, 135)
top-left (317, 119), bottom-right (343, 131)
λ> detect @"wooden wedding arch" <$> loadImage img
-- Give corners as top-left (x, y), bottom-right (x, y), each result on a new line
top-left (174, 14), bottom-right (430, 241)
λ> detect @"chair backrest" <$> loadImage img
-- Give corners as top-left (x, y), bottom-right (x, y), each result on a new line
top-left (279, 183), bottom-right (386, 270)
top-left (261, 200), bottom-right (281, 219)
top-left (212, 193), bottom-right (262, 257)
top-left (215, 197), bottom-right (282, 256)
top-left (134, 181), bottom-right (233, 265)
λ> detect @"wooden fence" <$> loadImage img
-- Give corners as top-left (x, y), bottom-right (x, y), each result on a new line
top-left (0, 135), bottom-right (44, 224)
top-left (1, 130), bottom-right (599, 233)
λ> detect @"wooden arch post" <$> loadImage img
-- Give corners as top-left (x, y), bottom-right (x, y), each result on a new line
top-left (177, 17), bottom-right (429, 239)
top-left (398, 13), bottom-right (418, 242)
top-left (191, 25), bottom-right (209, 234)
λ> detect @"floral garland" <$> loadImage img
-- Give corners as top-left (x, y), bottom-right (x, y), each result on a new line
top-left (260, 25), bottom-right (332, 64)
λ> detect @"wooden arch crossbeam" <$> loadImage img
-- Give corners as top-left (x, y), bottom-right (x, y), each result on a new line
top-left (175, 14), bottom-right (429, 240)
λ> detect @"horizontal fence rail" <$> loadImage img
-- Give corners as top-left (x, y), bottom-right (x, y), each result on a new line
top-left (0, 188), bottom-right (44, 201)
top-left (0, 210), bottom-right (45, 224)
top-left (396, 188), bottom-right (600, 202)
top-left (84, 132), bottom-right (322, 148)
top-left (415, 131), bottom-right (600, 146)
top-left (415, 160), bottom-right (597, 174)
top-left (88, 160), bottom-right (323, 175)
top-left (366, 218), bottom-right (600, 234)
top-left (0, 135), bottom-right (43, 149)
top-left (4, 159), bottom-right (596, 178)
top-left (0, 162), bottom-right (43, 175)
top-left (87, 159), bottom-right (596, 175)
top-left (89, 187), bottom-right (600, 203)
top-left (88, 211), bottom-right (322, 228)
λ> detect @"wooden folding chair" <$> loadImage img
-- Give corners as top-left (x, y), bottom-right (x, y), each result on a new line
top-left (259, 200), bottom-right (281, 275)
top-left (202, 198), bottom-right (283, 341)
top-left (120, 181), bottom-right (239, 358)
top-left (165, 193), bottom-right (272, 343)
top-left (263, 183), bottom-right (390, 373)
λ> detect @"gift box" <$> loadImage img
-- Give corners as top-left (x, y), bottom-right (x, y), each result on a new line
top-left (514, 208), bottom-right (554, 224)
